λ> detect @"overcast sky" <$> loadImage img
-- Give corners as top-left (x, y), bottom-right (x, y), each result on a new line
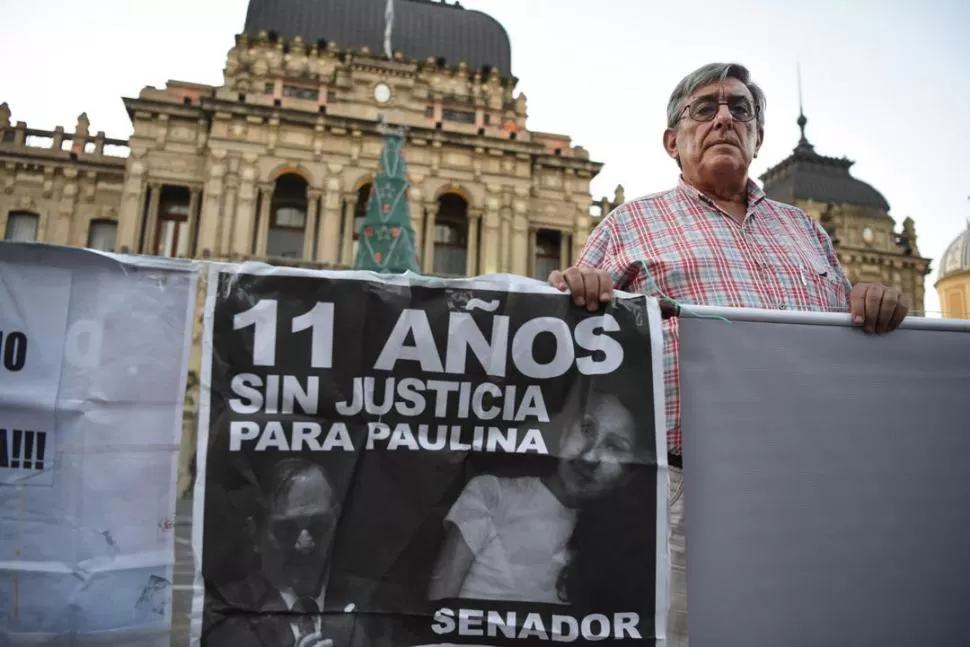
top-left (1, 0), bottom-right (967, 316)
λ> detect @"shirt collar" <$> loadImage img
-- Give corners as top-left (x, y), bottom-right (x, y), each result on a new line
top-left (677, 175), bottom-right (767, 210)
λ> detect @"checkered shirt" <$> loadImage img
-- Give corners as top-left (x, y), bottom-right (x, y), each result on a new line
top-left (576, 177), bottom-right (852, 455)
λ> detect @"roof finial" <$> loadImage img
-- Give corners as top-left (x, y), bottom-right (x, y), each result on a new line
top-left (795, 62), bottom-right (814, 153)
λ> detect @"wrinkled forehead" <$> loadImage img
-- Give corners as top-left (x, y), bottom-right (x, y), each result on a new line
top-left (269, 471), bottom-right (335, 518)
top-left (688, 78), bottom-right (754, 104)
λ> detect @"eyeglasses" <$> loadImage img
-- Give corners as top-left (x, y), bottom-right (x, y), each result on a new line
top-left (680, 96), bottom-right (758, 123)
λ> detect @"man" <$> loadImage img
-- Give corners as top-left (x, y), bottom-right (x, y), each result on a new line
top-left (548, 62), bottom-right (909, 646)
top-left (204, 457), bottom-right (367, 647)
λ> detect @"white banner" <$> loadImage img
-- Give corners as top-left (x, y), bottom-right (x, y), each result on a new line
top-left (678, 307), bottom-right (970, 647)
top-left (0, 243), bottom-right (198, 645)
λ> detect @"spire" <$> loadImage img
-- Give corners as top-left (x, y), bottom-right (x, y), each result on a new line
top-left (795, 62), bottom-right (815, 154)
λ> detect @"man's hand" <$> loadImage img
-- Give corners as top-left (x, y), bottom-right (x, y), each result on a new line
top-left (297, 633), bottom-right (334, 647)
top-left (849, 283), bottom-right (910, 334)
top-left (548, 267), bottom-right (614, 312)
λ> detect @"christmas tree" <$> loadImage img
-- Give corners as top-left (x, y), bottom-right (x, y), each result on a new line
top-left (352, 131), bottom-right (421, 274)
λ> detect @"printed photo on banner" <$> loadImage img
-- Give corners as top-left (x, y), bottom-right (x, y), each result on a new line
top-left (193, 267), bottom-right (668, 647)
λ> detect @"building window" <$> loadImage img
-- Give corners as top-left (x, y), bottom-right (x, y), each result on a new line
top-left (433, 193), bottom-right (468, 276)
top-left (155, 186), bottom-right (191, 257)
top-left (442, 109), bottom-right (476, 125)
top-left (87, 219), bottom-right (117, 252)
top-left (284, 85), bottom-right (319, 101)
top-left (4, 211), bottom-right (39, 242)
top-left (534, 229), bottom-right (563, 280)
top-left (267, 174), bottom-right (308, 259)
top-left (350, 182), bottom-right (372, 262)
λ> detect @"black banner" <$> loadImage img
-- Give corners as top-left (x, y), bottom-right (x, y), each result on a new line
top-left (198, 270), bottom-right (665, 647)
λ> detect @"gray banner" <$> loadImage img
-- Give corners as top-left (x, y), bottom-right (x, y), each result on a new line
top-left (679, 314), bottom-right (970, 647)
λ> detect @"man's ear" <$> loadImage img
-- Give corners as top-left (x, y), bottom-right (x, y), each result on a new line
top-left (663, 128), bottom-right (679, 162)
top-left (754, 126), bottom-right (765, 157)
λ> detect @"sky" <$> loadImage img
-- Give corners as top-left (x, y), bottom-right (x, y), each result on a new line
top-left (1, 0), bottom-right (968, 316)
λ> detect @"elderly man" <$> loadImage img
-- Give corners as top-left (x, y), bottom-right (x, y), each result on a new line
top-left (548, 62), bottom-right (909, 646)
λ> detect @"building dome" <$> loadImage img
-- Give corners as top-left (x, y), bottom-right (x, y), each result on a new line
top-left (244, 0), bottom-right (513, 76)
top-left (760, 114), bottom-right (891, 212)
top-left (938, 223), bottom-right (970, 280)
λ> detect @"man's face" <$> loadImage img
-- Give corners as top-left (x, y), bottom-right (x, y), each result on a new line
top-left (259, 468), bottom-right (339, 598)
top-left (664, 77), bottom-right (764, 184)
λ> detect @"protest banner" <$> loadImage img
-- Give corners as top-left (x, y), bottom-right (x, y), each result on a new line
top-left (192, 265), bottom-right (669, 647)
top-left (0, 242), bottom-right (198, 645)
top-left (678, 306), bottom-right (970, 647)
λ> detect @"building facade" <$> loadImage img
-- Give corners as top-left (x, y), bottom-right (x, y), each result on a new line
top-left (0, 0), bottom-right (622, 497)
top-left (760, 113), bottom-right (932, 312)
top-left (0, 0), bottom-right (615, 283)
top-left (934, 222), bottom-right (970, 320)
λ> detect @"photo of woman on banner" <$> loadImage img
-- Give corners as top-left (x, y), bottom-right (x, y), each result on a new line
top-left (426, 376), bottom-right (658, 616)
top-left (202, 456), bottom-right (370, 647)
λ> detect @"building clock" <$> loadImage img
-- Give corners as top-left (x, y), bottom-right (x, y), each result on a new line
top-left (862, 227), bottom-right (875, 245)
top-left (374, 82), bottom-right (392, 104)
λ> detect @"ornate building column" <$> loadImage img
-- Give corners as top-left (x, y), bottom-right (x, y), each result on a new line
top-left (187, 186), bottom-right (202, 256)
top-left (479, 194), bottom-right (502, 275)
top-left (559, 229), bottom-right (572, 268)
top-left (229, 163), bottom-right (257, 259)
top-left (423, 199), bottom-right (438, 273)
top-left (218, 174), bottom-right (239, 257)
top-left (115, 154), bottom-right (147, 252)
top-left (499, 202), bottom-right (513, 273)
top-left (318, 176), bottom-right (343, 264)
top-left (254, 182), bottom-right (274, 257)
top-left (305, 189), bottom-right (322, 260)
top-left (572, 205), bottom-right (591, 264)
top-left (410, 186), bottom-right (424, 259)
top-left (142, 181), bottom-right (163, 254)
top-left (341, 192), bottom-right (358, 265)
top-left (527, 226), bottom-right (538, 278)
top-left (510, 195), bottom-right (529, 275)
top-left (466, 207), bottom-right (482, 276)
top-left (197, 156), bottom-right (226, 257)
top-left (58, 168), bottom-right (79, 247)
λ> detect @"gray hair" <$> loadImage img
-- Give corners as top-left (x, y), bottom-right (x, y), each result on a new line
top-left (665, 63), bottom-right (767, 130)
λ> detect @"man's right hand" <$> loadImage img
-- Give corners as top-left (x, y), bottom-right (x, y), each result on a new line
top-left (548, 267), bottom-right (614, 312)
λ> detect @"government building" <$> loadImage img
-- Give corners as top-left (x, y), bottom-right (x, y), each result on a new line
top-left (0, 1), bottom-right (940, 493)
top-left (0, 0), bottom-right (618, 284)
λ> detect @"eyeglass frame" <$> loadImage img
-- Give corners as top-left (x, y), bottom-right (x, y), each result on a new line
top-left (678, 94), bottom-right (760, 124)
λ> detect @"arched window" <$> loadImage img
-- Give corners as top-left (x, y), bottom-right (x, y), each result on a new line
top-left (267, 174), bottom-right (308, 259)
top-left (156, 186), bottom-right (191, 257)
top-left (87, 219), bottom-right (118, 252)
top-left (534, 229), bottom-right (564, 280)
top-left (433, 193), bottom-right (469, 276)
top-left (351, 182), bottom-right (372, 262)
top-left (4, 211), bottom-right (39, 242)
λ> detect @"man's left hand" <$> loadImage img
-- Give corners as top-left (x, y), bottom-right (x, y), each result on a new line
top-left (849, 283), bottom-right (910, 334)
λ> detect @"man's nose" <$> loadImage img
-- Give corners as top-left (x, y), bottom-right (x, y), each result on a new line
top-left (294, 528), bottom-right (315, 554)
top-left (713, 103), bottom-right (734, 127)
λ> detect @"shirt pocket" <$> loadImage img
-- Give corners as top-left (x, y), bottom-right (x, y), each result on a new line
top-left (797, 260), bottom-right (849, 311)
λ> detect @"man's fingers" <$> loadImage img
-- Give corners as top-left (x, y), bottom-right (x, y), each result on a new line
top-left (887, 293), bottom-right (910, 333)
top-left (562, 268), bottom-right (587, 306)
top-left (849, 284), bottom-right (868, 326)
top-left (296, 633), bottom-right (324, 647)
top-left (864, 285), bottom-right (884, 333)
top-left (582, 271), bottom-right (601, 311)
top-left (875, 289), bottom-right (899, 334)
top-left (547, 270), bottom-right (567, 291)
top-left (553, 267), bottom-right (614, 311)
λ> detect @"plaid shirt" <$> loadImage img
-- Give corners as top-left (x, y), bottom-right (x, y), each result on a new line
top-left (577, 177), bottom-right (852, 455)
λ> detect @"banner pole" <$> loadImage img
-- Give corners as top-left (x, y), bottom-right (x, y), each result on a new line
top-left (668, 302), bottom-right (970, 332)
